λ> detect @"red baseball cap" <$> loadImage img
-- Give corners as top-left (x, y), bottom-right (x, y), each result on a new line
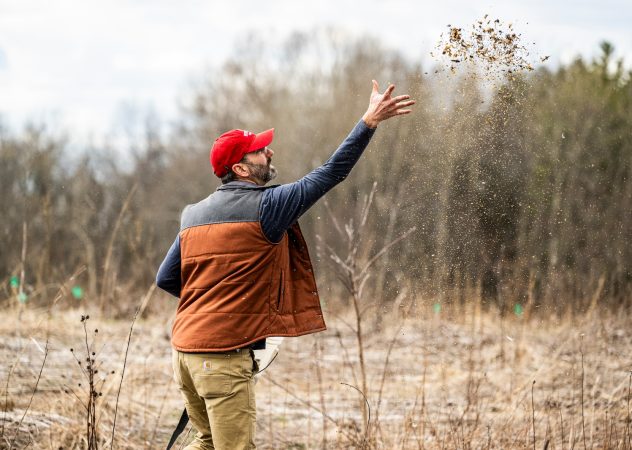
top-left (210, 128), bottom-right (275, 177)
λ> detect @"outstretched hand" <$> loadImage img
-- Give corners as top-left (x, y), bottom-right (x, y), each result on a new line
top-left (362, 80), bottom-right (415, 129)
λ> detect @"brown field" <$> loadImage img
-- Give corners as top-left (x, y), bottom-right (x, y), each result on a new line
top-left (1, 300), bottom-right (632, 449)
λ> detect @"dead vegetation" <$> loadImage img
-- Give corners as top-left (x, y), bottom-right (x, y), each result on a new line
top-left (1, 27), bottom-right (631, 450)
top-left (1, 299), bottom-right (632, 449)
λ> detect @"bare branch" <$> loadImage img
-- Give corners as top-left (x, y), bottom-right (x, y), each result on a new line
top-left (111, 306), bottom-right (140, 449)
top-left (8, 339), bottom-right (49, 450)
top-left (322, 198), bottom-right (345, 239)
top-left (356, 272), bottom-right (371, 301)
top-left (358, 226), bottom-right (417, 280)
top-left (358, 181), bottom-right (378, 234)
top-left (340, 382), bottom-right (371, 441)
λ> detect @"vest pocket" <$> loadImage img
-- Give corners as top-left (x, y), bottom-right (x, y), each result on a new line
top-left (277, 270), bottom-right (285, 312)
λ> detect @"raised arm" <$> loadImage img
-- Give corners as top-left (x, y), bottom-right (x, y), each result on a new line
top-left (260, 81), bottom-right (414, 243)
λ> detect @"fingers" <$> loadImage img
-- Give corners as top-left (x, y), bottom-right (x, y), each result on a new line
top-left (388, 106), bottom-right (413, 118)
top-left (386, 101), bottom-right (415, 119)
top-left (392, 94), bottom-right (411, 102)
top-left (385, 99), bottom-right (415, 114)
top-left (386, 95), bottom-right (413, 109)
top-left (382, 109), bottom-right (413, 120)
top-left (395, 100), bottom-right (416, 108)
top-left (370, 80), bottom-right (404, 99)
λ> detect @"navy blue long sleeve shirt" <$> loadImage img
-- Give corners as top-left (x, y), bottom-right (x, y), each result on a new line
top-left (156, 119), bottom-right (375, 298)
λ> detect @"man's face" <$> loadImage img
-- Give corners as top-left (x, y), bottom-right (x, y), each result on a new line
top-left (241, 147), bottom-right (277, 185)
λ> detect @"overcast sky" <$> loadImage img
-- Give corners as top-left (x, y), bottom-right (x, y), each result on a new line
top-left (1, 0), bottom-right (631, 144)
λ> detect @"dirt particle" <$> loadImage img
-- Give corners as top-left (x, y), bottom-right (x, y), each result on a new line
top-left (434, 16), bottom-right (539, 79)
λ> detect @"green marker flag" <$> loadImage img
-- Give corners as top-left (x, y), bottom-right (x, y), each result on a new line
top-left (514, 303), bottom-right (523, 316)
top-left (10, 276), bottom-right (19, 289)
top-left (71, 286), bottom-right (84, 300)
top-left (433, 303), bottom-right (441, 314)
top-left (18, 292), bottom-right (28, 304)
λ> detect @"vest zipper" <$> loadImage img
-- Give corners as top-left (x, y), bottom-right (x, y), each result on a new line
top-left (277, 270), bottom-right (285, 311)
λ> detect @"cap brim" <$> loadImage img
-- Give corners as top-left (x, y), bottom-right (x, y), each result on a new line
top-left (249, 128), bottom-right (274, 151)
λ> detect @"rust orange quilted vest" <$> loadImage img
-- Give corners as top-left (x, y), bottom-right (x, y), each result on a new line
top-left (172, 183), bottom-right (326, 352)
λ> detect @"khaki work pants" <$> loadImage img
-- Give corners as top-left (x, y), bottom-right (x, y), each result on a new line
top-left (172, 349), bottom-right (258, 450)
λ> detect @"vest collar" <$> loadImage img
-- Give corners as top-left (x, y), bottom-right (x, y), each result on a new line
top-left (217, 181), bottom-right (279, 191)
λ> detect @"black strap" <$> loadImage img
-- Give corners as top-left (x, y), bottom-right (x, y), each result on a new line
top-left (166, 408), bottom-right (189, 450)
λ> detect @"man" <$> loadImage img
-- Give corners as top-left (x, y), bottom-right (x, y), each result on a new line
top-left (156, 80), bottom-right (414, 449)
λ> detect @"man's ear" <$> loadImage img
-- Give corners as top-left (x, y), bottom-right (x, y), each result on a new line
top-left (232, 163), bottom-right (250, 178)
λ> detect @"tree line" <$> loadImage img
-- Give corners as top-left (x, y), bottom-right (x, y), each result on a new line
top-left (1, 31), bottom-right (630, 314)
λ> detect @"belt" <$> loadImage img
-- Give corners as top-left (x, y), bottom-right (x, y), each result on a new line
top-left (208, 347), bottom-right (251, 355)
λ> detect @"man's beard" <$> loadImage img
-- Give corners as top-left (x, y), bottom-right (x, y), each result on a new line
top-left (246, 159), bottom-right (277, 185)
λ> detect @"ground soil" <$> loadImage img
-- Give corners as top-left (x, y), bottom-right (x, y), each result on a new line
top-left (1, 301), bottom-right (631, 449)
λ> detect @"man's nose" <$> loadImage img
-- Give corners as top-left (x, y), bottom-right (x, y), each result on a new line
top-left (265, 147), bottom-right (274, 157)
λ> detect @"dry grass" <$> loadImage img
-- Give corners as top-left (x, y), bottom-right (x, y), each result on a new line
top-left (1, 299), bottom-right (632, 449)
